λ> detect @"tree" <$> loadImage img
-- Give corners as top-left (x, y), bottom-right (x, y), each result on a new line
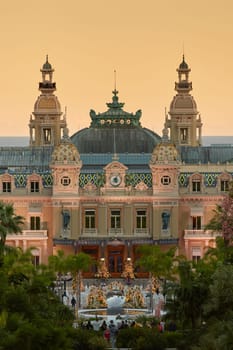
top-left (64, 252), bottom-right (93, 310)
top-left (0, 247), bottom-right (75, 350)
top-left (166, 260), bottom-right (209, 330)
top-left (0, 201), bottom-right (24, 264)
top-left (205, 182), bottom-right (233, 247)
top-left (137, 245), bottom-right (176, 281)
top-left (191, 264), bottom-right (233, 350)
top-left (49, 250), bottom-right (92, 316)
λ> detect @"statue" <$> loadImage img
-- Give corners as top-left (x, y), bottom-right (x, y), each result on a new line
top-left (162, 211), bottom-right (170, 230)
top-left (90, 109), bottom-right (96, 120)
top-left (62, 210), bottom-right (70, 230)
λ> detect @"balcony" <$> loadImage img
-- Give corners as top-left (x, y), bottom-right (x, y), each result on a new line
top-left (184, 229), bottom-right (221, 238)
top-left (134, 228), bottom-right (150, 236)
top-left (108, 228), bottom-right (123, 236)
top-left (82, 228), bottom-right (98, 236)
top-left (7, 230), bottom-right (47, 239)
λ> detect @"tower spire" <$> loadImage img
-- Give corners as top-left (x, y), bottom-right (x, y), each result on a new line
top-left (29, 57), bottom-right (67, 147)
top-left (114, 69), bottom-right (117, 91)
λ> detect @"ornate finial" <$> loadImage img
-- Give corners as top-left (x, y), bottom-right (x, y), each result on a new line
top-left (182, 54), bottom-right (185, 63)
top-left (114, 69), bottom-right (117, 91)
top-left (162, 124), bottom-right (169, 142)
top-left (42, 55), bottom-right (53, 71)
top-left (112, 70), bottom-right (119, 102)
top-left (62, 126), bottom-right (70, 142)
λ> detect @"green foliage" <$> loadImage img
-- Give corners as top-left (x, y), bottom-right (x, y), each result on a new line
top-left (205, 181), bottom-right (233, 246)
top-left (116, 327), bottom-right (179, 350)
top-left (165, 260), bottom-right (210, 330)
top-left (72, 329), bottom-right (107, 350)
top-left (0, 246), bottom-right (75, 349)
top-left (192, 319), bottom-right (233, 350)
top-left (136, 245), bottom-right (177, 280)
top-left (203, 264), bottom-right (233, 320)
top-left (65, 252), bottom-right (93, 274)
top-left (0, 202), bottom-right (24, 265)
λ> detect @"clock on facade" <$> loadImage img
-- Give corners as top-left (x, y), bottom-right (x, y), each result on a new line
top-left (110, 174), bottom-right (121, 187)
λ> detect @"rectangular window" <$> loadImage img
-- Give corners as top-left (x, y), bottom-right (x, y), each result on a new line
top-left (192, 247), bottom-right (201, 263)
top-left (85, 210), bottom-right (95, 229)
top-left (221, 180), bottom-right (229, 192)
top-left (180, 128), bottom-right (188, 143)
top-left (111, 210), bottom-right (121, 229)
top-left (136, 210), bottom-right (147, 229)
top-left (192, 216), bottom-right (202, 230)
top-left (30, 216), bottom-right (41, 230)
top-left (192, 180), bottom-right (201, 192)
top-left (32, 255), bottom-right (40, 266)
top-left (3, 181), bottom-right (11, 193)
top-left (30, 181), bottom-right (39, 193)
top-left (43, 128), bottom-right (51, 144)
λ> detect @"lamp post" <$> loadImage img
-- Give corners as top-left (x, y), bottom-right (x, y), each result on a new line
top-left (150, 272), bottom-right (154, 315)
top-left (55, 273), bottom-right (72, 304)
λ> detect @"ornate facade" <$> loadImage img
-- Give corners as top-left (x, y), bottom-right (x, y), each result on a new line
top-left (3, 56), bottom-right (230, 276)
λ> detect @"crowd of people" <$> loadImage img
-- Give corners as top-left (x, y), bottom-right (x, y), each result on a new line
top-left (79, 316), bottom-right (177, 347)
top-left (80, 317), bottom-right (134, 348)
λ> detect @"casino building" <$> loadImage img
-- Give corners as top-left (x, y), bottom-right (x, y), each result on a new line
top-left (2, 56), bottom-right (231, 277)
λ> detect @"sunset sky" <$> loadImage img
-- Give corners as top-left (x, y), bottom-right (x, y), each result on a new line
top-left (1, 0), bottom-right (233, 137)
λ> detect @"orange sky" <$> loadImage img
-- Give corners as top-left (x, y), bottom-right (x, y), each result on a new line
top-left (1, 0), bottom-right (233, 136)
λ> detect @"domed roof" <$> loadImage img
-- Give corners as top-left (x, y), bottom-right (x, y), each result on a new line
top-left (51, 130), bottom-right (81, 165)
top-left (170, 94), bottom-right (197, 113)
top-left (179, 55), bottom-right (189, 70)
top-left (71, 127), bottom-right (161, 153)
top-left (34, 95), bottom-right (61, 114)
top-left (71, 90), bottom-right (161, 153)
top-left (42, 55), bottom-right (52, 71)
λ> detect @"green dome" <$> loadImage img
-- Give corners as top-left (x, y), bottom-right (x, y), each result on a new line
top-left (179, 56), bottom-right (189, 70)
top-left (42, 55), bottom-right (52, 70)
top-left (71, 90), bottom-right (161, 153)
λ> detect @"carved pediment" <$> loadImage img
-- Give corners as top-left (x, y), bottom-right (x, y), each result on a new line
top-left (104, 161), bottom-right (128, 173)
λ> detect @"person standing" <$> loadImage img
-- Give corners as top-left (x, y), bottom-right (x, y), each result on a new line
top-left (71, 296), bottom-right (76, 309)
top-left (103, 327), bottom-right (110, 343)
top-left (109, 320), bottom-right (118, 348)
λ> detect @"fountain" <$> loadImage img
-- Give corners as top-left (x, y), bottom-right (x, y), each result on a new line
top-left (78, 281), bottom-right (150, 321)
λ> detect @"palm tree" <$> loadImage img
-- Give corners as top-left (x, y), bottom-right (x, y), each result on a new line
top-left (65, 252), bottom-right (93, 310)
top-left (49, 250), bottom-right (92, 317)
top-left (0, 201), bottom-right (24, 265)
top-left (137, 245), bottom-right (177, 281)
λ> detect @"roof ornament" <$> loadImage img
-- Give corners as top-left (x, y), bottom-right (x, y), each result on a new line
top-left (114, 69), bottom-right (117, 91)
top-left (162, 124), bottom-right (169, 143)
top-left (62, 126), bottom-right (71, 143)
top-left (179, 54), bottom-right (189, 70)
top-left (42, 54), bottom-right (53, 71)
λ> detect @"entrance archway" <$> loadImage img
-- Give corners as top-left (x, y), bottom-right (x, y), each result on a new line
top-left (107, 243), bottom-right (124, 278)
